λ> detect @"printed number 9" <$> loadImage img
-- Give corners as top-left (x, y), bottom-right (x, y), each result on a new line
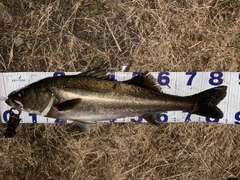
top-left (209, 72), bottom-right (223, 86)
top-left (234, 112), bottom-right (240, 124)
top-left (53, 72), bottom-right (65, 76)
top-left (158, 72), bottom-right (170, 86)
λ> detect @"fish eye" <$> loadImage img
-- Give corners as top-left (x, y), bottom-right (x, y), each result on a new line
top-left (17, 90), bottom-right (24, 98)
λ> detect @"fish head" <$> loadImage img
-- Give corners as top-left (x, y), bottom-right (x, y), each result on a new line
top-left (5, 85), bottom-right (53, 113)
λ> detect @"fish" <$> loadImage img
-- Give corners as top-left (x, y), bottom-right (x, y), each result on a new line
top-left (5, 70), bottom-right (227, 126)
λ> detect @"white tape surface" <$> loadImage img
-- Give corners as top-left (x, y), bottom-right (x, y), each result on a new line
top-left (0, 72), bottom-right (239, 124)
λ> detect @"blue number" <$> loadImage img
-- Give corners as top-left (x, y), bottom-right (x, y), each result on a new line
top-left (158, 72), bottom-right (170, 86)
top-left (157, 113), bottom-right (168, 122)
top-left (209, 72), bottom-right (223, 86)
top-left (206, 117), bottom-right (219, 123)
top-left (110, 119), bottom-right (116, 122)
top-left (132, 72), bottom-right (141, 77)
top-left (53, 72), bottom-right (65, 76)
top-left (238, 74), bottom-right (240, 85)
top-left (234, 112), bottom-right (240, 124)
top-left (29, 113), bottom-right (37, 123)
top-left (3, 110), bottom-right (9, 123)
top-left (185, 113), bottom-right (192, 122)
top-left (54, 119), bottom-right (67, 124)
top-left (130, 116), bottom-right (142, 123)
top-left (186, 72), bottom-right (197, 86)
top-left (108, 72), bottom-right (116, 81)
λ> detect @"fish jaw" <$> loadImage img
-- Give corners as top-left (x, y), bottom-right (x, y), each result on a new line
top-left (5, 99), bottom-right (23, 110)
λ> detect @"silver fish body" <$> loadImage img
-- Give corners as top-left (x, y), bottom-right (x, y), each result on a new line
top-left (5, 71), bottom-right (227, 125)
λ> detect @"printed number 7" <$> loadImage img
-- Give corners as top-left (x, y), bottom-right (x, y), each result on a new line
top-left (186, 72), bottom-right (197, 86)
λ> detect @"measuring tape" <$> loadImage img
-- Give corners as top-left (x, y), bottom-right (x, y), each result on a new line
top-left (0, 72), bottom-right (239, 124)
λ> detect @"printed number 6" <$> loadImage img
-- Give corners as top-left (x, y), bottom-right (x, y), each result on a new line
top-left (158, 72), bottom-right (170, 86)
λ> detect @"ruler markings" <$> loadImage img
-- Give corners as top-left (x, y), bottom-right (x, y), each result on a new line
top-left (0, 72), bottom-right (238, 124)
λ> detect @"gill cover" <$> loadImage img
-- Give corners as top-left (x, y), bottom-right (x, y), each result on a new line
top-left (6, 86), bottom-right (53, 114)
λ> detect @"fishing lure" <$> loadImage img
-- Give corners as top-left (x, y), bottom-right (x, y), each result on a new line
top-left (4, 108), bottom-right (21, 138)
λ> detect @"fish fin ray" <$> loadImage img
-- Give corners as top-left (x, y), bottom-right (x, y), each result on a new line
top-left (78, 70), bottom-right (110, 80)
top-left (77, 63), bottom-right (111, 80)
top-left (191, 86), bottom-right (227, 118)
top-left (54, 98), bottom-right (82, 111)
top-left (75, 122), bottom-right (89, 132)
top-left (125, 72), bottom-right (162, 93)
top-left (142, 114), bottom-right (161, 126)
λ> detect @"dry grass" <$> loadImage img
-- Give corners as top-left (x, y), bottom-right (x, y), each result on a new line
top-left (0, 0), bottom-right (240, 179)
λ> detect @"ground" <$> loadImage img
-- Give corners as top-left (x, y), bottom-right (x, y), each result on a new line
top-left (0, 0), bottom-right (240, 179)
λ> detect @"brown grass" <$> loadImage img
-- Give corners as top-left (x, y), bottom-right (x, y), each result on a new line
top-left (0, 0), bottom-right (240, 179)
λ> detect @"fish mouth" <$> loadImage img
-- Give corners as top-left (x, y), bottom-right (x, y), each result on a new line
top-left (5, 99), bottom-right (23, 110)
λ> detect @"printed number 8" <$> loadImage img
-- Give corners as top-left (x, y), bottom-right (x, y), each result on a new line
top-left (209, 72), bottom-right (223, 86)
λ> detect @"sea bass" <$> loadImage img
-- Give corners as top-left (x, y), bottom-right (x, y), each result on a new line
top-left (5, 70), bottom-right (227, 125)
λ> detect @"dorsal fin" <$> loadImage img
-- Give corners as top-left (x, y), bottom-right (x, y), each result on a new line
top-left (124, 72), bottom-right (162, 93)
top-left (78, 62), bottom-right (111, 80)
top-left (77, 69), bottom-right (110, 80)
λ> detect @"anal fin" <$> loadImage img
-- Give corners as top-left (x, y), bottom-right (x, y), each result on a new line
top-left (75, 122), bottom-right (89, 132)
top-left (142, 114), bottom-right (161, 126)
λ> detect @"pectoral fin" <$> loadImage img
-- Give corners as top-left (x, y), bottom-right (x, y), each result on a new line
top-left (54, 98), bottom-right (82, 111)
top-left (142, 114), bottom-right (160, 126)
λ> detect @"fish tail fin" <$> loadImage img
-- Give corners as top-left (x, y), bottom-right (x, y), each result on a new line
top-left (190, 86), bottom-right (227, 118)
